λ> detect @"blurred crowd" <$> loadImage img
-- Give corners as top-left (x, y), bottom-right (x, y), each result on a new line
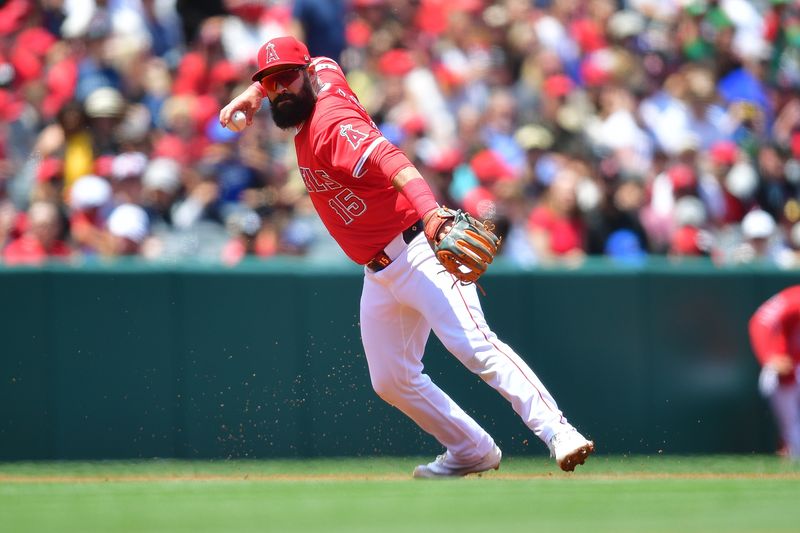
top-left (3, 0), bottom-right (800, 268)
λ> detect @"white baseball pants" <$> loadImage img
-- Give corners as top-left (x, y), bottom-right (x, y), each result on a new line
top-left (360, 231), bottom-right (575, 462)
top-left (768, 383), bottom-right (800, 457)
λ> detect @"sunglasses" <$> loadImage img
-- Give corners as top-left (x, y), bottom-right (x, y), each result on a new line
top-left (260, 66), bottom-right (308, 93)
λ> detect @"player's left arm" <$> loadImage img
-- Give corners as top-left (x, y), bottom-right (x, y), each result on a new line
top-left (390, 166), bottom-right (439, 234)
top-left (391, 166), bottom-right (500, 284)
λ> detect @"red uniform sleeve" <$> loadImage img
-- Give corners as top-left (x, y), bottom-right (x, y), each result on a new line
top-left (309, 58), bottom-right (414, 182)
top-left (749, 287), bottom-right (800, 364)
top-left (366, 137), bottom-right (414, 181)
top-left (313, 103), bottom-right (411, 183)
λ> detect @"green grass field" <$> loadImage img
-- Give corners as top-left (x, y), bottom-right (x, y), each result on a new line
top-left (1, 455), bottom-right (799, 532)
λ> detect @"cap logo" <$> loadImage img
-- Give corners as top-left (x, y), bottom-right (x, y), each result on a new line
top-left (265, 43), bottom-right (279, 64)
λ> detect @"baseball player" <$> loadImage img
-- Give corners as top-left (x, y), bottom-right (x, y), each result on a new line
top-left (749, 285), bottom-right (800, 458)
top-left (219, 36), bottom-right (594, 477)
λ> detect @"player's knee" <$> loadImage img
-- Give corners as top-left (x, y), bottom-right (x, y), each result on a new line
top-left (369, 374), bottom-right (401, 402)
top-left (369, 373), bottom-right (416, 403)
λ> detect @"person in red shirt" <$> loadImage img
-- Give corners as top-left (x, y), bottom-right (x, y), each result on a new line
top-left (220, 36), bottom-right (594, 477)
top-left (2, 201), bottom-right (71, 265)
top-left (528, 167), bottom-right (585, 264)
top-left (220, 209), bottom-right (278, 266)
top-left (749, 285), bottom-right (800, 458)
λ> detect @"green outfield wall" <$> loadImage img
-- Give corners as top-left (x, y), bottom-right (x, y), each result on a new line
top-left (0, 258), bottom-right (793, 460)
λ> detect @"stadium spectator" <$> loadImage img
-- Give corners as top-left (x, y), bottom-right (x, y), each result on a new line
top-left (221, 207), bottom-right (278, 265)
top-left (220, 0), bottom-right (292, 65)
top-left (171, 168), bottom-right (223, 231)
top-left (290, 0), bottom-right (346, 61)
top-left (68, 174), bottom-right (113, 255)
top-left (32, 101), bottom-right (94, 193)
top-left (669, 195), bottom-right (711, 257)
top-left (697, 140), bottom-right (742, 228)
top-left (83, 87), bottom-right (127, 157)
top-left (141, 156), bottom-right (183, 229)
top-left (722, 208), bottom-right (788, 264)
top-left (527, 166), bottom-right (585, 264)
top-left (585, 178), bottom-right (650, 256)
top-left (2, 201), bottom-right (71, 265)
top-left (30, 157), bottom-right (65, 205)
top-left (107, 203), bottom-right (151, 256)
top-left (110, 151), bottom-right (148, 205)
top-left (1, 1), bottom-right (800, 267)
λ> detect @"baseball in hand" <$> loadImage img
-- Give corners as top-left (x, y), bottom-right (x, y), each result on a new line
top-left (227, 110), bottom-right (247, 132)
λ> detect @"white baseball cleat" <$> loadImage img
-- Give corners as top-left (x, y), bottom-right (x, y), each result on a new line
top-left (548, 428), bottom-right (595, 472)
top-left (413, 444), bottom-right (502, 478)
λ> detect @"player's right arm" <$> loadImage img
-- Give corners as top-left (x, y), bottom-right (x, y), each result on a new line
top-left (219, 82), bottom-right (265, 128)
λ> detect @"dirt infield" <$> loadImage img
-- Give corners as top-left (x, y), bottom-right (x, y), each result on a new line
top-left (3, 472), bottom-right (800, 483)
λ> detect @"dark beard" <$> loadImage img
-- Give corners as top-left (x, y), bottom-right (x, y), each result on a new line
top-left (269, 77), bottom-right (316, 129)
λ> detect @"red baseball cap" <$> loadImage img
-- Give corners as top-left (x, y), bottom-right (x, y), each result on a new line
top-left (668, 163), bottom-right (696, 191)
top-left (378, 49), bottom-right (415, 77)
top-left (251, 36), bottom-right (311, 82)
top-left (709, 140), bottom-right (738, 166)
top-left (37, 157), bottom-right (63, 183)
top-left (791, 131), bottom-right (800, 159)
top-left (543, 74), bottom-right (574, 98)
top-left (471, 149), bottom-right (513, 183)
top-left (16, 28), bottom-right (57, 57)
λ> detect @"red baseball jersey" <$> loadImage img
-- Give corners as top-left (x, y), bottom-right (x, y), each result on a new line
top-left (749, 285), bottom-right (800, 384)
top-left (293, 57), bottom-right (417, 264)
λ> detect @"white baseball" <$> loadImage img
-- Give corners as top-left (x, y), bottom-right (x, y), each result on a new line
top-left (227, 110), bottom-right (247, 132)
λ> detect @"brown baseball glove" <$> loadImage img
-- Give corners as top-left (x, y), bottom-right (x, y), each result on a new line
top-left (423, 207), bottom-right (501, 284)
